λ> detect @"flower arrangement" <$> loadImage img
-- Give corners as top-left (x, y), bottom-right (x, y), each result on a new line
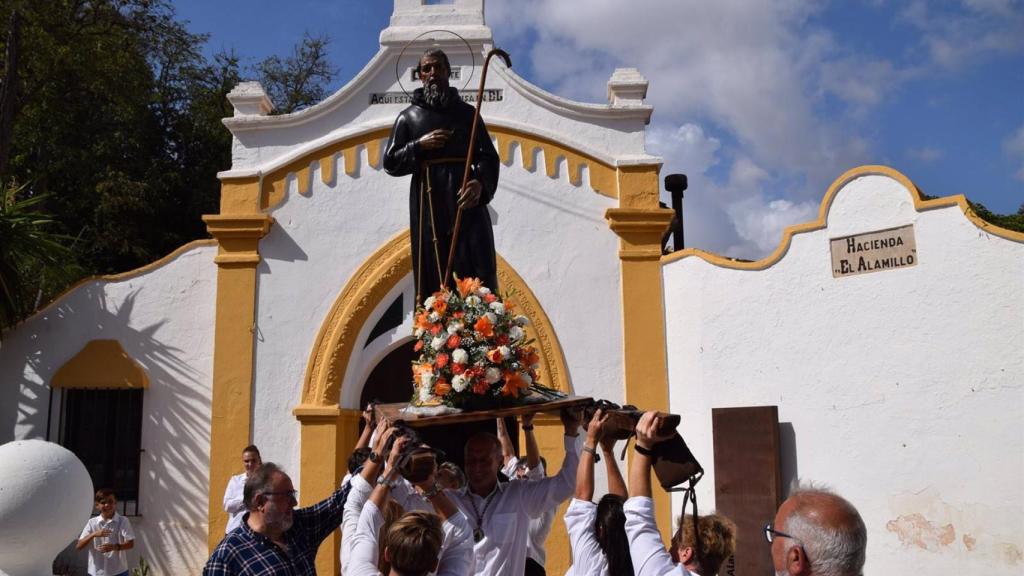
top-left (411, 277), bottom-right (562, 410)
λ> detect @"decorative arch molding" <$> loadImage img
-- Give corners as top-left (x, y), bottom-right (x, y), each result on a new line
top-left (245, 125), bottom-right (622, 213)
top-left (296, 230), bottom-right (571, 412)
top-left (661, 165), bottom-right (1024, 270)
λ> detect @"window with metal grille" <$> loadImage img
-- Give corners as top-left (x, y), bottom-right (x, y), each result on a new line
top-left (58, 389), bottom-right (144, 516)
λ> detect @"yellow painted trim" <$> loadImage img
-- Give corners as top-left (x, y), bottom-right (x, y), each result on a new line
top-left (292, 405), bottom-right (359, 576)
top-left (607, 161), bottom-right (674, 541)
top-left (491, 127), bottom-right (617, 198)
top-left (51, 340), bottom-right (149, 389)
top-left (662, 164), bottom-right (1024, 269)
top-left (2, 239), bottom-right (217, 332)
top-left (258, 128), bottom-right (392, 211)
top-left (204, 202), bottom-right (274, 551)
top-left (300, 231), bottom-right (573, 409)
top-left (218, 125), bottom-right (624, 215)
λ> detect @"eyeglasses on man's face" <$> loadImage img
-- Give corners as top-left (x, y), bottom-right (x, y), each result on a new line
top-left (764, 522), bottom-right (802, 545)
top-left (263, 490), bottom-right (297, 502)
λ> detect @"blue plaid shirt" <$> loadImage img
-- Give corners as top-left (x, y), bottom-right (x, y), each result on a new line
top-left (203, 483), bottom-right (350, 576)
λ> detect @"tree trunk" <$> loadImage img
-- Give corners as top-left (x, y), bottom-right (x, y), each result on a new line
top-left (0, 10), bottom-right (21, 177)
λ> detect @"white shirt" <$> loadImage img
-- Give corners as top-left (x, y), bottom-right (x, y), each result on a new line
top-left (564, 498), bottom-right (608, 576)
top-left (623, 496), bottom-right (694, 576)
top-left (347, 499), bottom-right (473, 576)
top-left (507, 459), bottom-right (556, 566)
top-left (448, 434), bottom-right (579, 576)
top-left (340, 473), bottom-right (375, 574)
top-left (79, 513), bottom-right (135, 576)
top-left (223, 472), bottom-right (248, 533)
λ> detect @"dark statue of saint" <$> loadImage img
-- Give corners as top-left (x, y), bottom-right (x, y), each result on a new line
top-left (383, 49), bottom-right (500, 303)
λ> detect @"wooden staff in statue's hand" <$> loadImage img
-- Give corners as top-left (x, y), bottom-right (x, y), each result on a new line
top-left (444, 48), bottom-right (511, 285)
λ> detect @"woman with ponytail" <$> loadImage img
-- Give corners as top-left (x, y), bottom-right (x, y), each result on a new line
top-left (564, 409), bottom-right (633, 576)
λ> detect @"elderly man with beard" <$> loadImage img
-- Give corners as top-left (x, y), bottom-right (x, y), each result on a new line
top-left (383, 48), bottom-right (501, 300)
top-left (203, 462), bottom-right (350, 576)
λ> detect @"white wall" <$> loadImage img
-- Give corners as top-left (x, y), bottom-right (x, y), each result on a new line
top-left (0, 244), bottom-right (217, 574)
top-left (662, 172), bottom-right (1024, 575)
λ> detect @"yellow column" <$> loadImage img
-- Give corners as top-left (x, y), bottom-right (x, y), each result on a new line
top-left (293, 406), bottom-right (362, 575)
top-left (606, 163), bottom-right (675, 541)
top-left (202, 183), bottom-right (273, 550)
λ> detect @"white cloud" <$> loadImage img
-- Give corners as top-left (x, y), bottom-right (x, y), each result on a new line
top-left (907, 147), bottom-right (944, 163)
top-left (1004, 124), bottom-right (1024, 181)
top-left (899, 0), bottom-right (1024, 70)
top-left (487, 0), bottom-right (1018, 258)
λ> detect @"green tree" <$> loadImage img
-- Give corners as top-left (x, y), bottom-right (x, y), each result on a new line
top-left (0, 182), bottom-right (77, 330)
top-left (0, 0), bottom-right (337, 322)
top-left (968, 201), bottom-right (1024, 233)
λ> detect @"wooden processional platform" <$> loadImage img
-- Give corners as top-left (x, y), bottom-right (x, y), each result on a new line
top-left (374, 396), bottom-right (593, 427)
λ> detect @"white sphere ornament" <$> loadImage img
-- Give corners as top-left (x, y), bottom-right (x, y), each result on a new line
top-left (0, 440), bottom-right (93, 576)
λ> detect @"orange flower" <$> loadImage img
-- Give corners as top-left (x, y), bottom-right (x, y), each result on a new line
top-left (435, 353), bottom-right (450, 369)
top-left (500, 371), bottom-right (528, 397)
top-left (472, 380), bottom-right (490, 395)
top-left (430, 324), bottom-right (442, 335)
top-left (432, 298), bottom-right (447, 316)
top-left (456, 276), bottom-right (482, 298)
top-left (474, 315), bottom-right (494, 338)
top-left (434, 377), bottom-right (451, 396)
top-left (452, 363), bottom-right (465, 375)
top-left (484, 293), bottom-right (498, 304)
top-left (415, 312), bottom-right (432, 331)
top-left (446, 334), bottom-right (461, 349)
top-left (520, 347), bottom-right (540, 367)
top-left (505, 300), bottom-right (516, 313)
top-left (486, 348), bottom-right (504, 363)
top-left (414, 340), bottom-right (424, 352)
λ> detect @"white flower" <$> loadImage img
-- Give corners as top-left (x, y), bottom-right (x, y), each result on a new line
top-left (489, 301), bottom-right (505, 315)
top-left (418, 384), bottom-right (433, 403)
top-left (431, 336), bottom-right (446, 351)
top-left (520, 372), bottom-right (533, 386)
top-left (421, 369), bottom-right (436, 387)
top-left (423, 296), bottom-right (436, 309)
top-left (428, 312), bottom-right (440, 323)
top-left (509, 326), bottom-right (524, 342)
top-left (452, 348), bottom-right (469, 365)
top-left (465, 295), bottom-right (481, 307)
top-left (452, 374), bottom-right (468, 392)
top-left (477, 287), bottom-right (491, 296)
top-left (447, 321), bottom-right (463, 335)
top-left (498, 345), bottom-right (510, 359)
top-left (485, 367), bottom-right (502, 384)
top-left (515, 315), bottom-right (529, 325)
top-left (414, 328), bottom-right (425, 338)
top-left (485, 312), bottom-right (497, 324)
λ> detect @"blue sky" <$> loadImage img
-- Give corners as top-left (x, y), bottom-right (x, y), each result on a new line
top-left (174, 0), bottom-right (1023, 259)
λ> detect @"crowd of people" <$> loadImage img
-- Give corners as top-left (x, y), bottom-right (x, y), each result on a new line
top-left (201, 406), bottom-right (867, 576)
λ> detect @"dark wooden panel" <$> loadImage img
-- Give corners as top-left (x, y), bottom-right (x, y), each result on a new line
top-left (712, 406), bottom-right (782, 576)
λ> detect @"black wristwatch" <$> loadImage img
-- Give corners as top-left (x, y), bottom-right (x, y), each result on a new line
top-left (635, 443), bottom-right (658, 459)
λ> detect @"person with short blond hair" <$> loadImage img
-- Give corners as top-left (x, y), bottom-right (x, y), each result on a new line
top-left (383, 511), bottom-right (445, 575)
top-left (671, 514), bottom-right (737, 576)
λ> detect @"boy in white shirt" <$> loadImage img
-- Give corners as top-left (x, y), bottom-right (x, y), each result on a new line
top-left (76, 488), bottom-right (136, 576)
